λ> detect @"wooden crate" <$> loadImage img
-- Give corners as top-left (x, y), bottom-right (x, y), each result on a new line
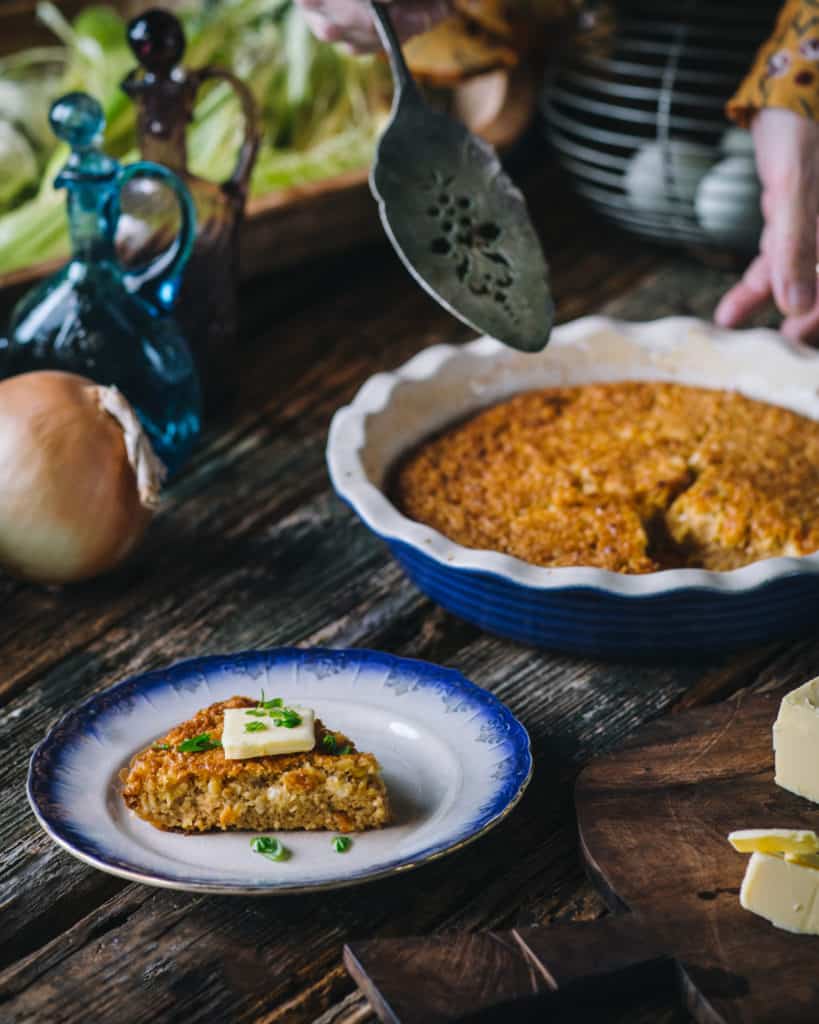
top-left (0, 167), bottom-right (377, 305)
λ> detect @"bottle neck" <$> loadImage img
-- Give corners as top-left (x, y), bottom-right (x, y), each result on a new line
top-left (126, 70), bottom-right (195, 175)
top-left (138, 125), bottom-right (187, 174)
top-left (65, 180), bottom-right (117, 263)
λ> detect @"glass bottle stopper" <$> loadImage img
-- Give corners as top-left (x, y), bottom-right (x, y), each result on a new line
top-left (127, 9), bottom-right (186, 76)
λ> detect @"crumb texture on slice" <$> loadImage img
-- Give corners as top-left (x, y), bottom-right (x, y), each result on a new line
top-left (393, 381), bottom-right (819, 574)
top-left (121, 697), bottom-right (390, 834)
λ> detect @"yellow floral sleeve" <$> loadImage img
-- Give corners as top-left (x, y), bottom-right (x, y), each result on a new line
top-left (727, 0), bottom-right (819, 127)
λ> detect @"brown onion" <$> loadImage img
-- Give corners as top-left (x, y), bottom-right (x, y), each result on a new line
top-left (0, 371), bottom-right (165, 584)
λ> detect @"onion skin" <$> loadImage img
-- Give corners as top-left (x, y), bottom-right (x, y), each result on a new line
top-left (0, 371), bottom-right (159, 584)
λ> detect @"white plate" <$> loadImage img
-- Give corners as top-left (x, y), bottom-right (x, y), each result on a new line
top-left (28, 649), bottom-right (532, 894)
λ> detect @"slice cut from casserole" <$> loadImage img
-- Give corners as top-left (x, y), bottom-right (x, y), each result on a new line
top-left (121, 697), bottom-right (391, 834)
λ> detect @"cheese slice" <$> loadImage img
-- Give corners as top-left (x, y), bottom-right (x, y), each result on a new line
top-left (774, 679), bottom-right (819, 805)
top-left (222, 706), bottom-right (315, 760)
top-left (728, 829), bottom-right (819, 856)
top-left (785, 852), bottom-right (819, 869)
top-left (740, 852), bottom-right (819, 935)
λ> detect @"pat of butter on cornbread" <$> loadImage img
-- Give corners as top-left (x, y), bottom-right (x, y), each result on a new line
top-left (730, 830), bottom-right (819, 935)
top-left (774, 679), bottom-right (819, 805)
top-left (222, 706), bottom-right (315, 759)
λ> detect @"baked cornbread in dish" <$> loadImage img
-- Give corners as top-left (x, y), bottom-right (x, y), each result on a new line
top-left (121, 697), bottom-right (391, 834)
top-left (327, 318), bottom-right (819, 653)
top-left (394, 381), bottom-right (819, 574)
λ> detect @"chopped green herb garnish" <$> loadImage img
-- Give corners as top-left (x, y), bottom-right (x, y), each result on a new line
top-left (151, 743), bottom-right (171, 751)
top-left (269, 707), bottom-right (302, 728)
top-left (245, 720), bottom-right (268, 733)
top-left (177, 732), bottom-right (222, 753)
top-left (251, 836), bottom-right (290, 862)
top-left (244, 708), bottom-right (267, 717)
top-left (332, 836), bottom-right (353, 853)
top-left (321, 734), bottom-right (351, 754)
top-left (256, 691), bottom-right (289, 721)
top-left (256, 693), bottom-right (301, 727)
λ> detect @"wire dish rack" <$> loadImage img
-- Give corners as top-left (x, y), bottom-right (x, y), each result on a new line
top-left (541, 0), bottom-right (779, 251)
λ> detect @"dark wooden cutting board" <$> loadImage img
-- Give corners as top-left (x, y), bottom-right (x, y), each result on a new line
top-left (346, 688), bottom-right (819, 1023)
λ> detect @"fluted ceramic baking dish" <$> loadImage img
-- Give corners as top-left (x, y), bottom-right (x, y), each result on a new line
top-left (327, 317), bottom-right (819, 655)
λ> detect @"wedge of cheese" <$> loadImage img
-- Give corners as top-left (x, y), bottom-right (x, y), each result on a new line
top-left (729, 829), bottom-right (819, 935)
top-left (740, 852), bottom-right (819, 935)
top-left (785, 852), bottom-right (819, 869)
top-left (728, 829), bottom-right (819, 857)
top-left (774, 679), bottom-right (819, 804)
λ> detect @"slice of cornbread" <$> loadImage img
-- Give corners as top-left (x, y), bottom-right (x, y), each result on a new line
top-left (121, 697), bottom-right (390, 834)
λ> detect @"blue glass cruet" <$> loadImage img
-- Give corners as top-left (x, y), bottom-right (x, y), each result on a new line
top-left (1, 92), bottom-right (201, 477)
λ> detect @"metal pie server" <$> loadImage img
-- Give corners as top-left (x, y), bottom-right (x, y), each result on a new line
top-left (368, 1), bottom-right (554, 351)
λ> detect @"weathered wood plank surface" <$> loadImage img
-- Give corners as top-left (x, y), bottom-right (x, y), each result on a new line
top-left (343, 917), bottom-right (676, 1022)
top-left (0, 159), bottom-right (800, 1024)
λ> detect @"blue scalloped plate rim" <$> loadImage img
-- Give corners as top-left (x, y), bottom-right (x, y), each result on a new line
top-left (27, 648), bottom-right (532, 894)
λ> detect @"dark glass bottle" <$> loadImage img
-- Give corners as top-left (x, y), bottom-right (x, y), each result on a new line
top-left (122, 8), bottom-right (259, 409)
top-left (2, 92), bottom-right (201, 477)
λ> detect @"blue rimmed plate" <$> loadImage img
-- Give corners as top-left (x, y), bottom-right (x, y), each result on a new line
top-left (27, 649), bottom-right (531, 894)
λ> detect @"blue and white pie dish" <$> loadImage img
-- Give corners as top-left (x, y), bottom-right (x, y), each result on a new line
top-left (327, 316), bottom-right (819, 656)
top-left (28, 649), bottom-right (531, 894)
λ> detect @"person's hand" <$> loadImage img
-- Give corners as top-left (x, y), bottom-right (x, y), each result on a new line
top-left (715, 107), bottom-right (819, 343)
top-left (296, 0), bottom-right (452, 53)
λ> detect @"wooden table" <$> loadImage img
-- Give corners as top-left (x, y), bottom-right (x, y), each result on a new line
top-left (0, 158), bottom-right (812, 1024)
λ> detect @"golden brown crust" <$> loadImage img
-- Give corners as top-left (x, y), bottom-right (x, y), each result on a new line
top-left (393, 382), bottom-right (819, 574)
top-left (121, 697), bottom-right (391, 833)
